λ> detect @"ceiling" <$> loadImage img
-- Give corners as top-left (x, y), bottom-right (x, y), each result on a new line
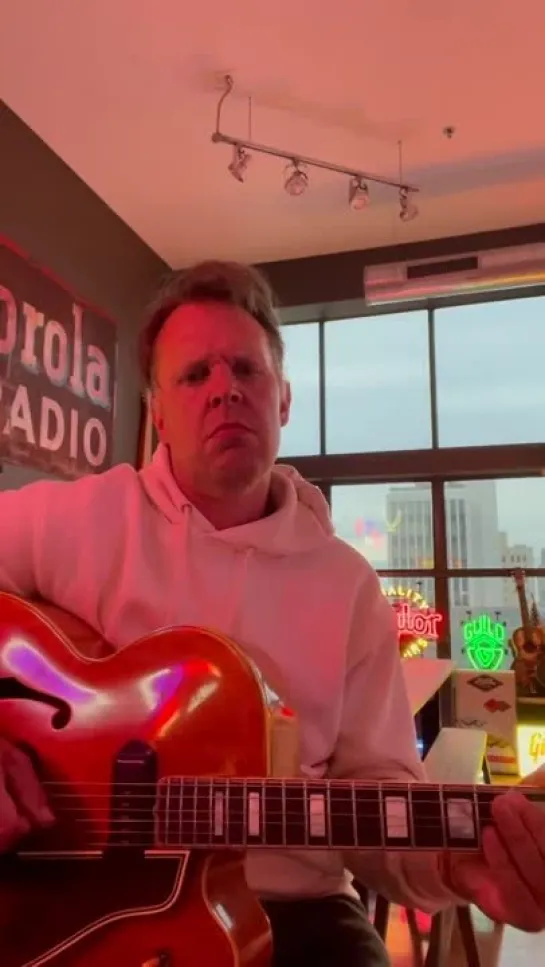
top-left (1, 1), bottom-right (545, 267)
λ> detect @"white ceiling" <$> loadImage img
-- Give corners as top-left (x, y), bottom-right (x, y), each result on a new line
top-left (1, 0), bottom-right (545, 267)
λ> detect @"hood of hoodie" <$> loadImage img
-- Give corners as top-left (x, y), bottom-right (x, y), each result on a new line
top-left (138, 444), bottom-right (334, 556)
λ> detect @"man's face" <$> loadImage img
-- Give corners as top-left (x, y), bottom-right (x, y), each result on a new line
top-left (151, 301), bottom-right (291, 496)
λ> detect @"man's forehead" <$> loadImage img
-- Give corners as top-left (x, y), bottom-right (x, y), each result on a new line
top-left (156, 301), bottom-right (269, 359)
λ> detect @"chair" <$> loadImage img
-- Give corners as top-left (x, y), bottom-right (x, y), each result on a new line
top-left (371, 727), bottom-right (489, 967)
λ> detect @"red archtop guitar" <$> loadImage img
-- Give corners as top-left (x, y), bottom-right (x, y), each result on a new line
top-left (0, 593), bottom-right (543, 967)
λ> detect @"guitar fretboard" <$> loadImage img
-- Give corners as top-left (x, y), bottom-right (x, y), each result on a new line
top-left (153, 777), bottom-right (529, 853)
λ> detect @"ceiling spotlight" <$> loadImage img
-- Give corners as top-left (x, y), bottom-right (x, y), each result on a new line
top-left (284, 161), bottom-right (308, 196)
top-left (348, 177), bottom-right (369, 211)
top-left (228, 144), bottom-right (251, 182)
top-left (399, 187), bottom-right (418, 222)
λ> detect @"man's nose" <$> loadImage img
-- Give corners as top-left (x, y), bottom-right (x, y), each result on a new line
top-left (209, 362), bottom-right (242, 408)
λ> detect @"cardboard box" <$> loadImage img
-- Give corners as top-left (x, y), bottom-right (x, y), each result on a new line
top-left (454, 669), bottom-right (518, 776)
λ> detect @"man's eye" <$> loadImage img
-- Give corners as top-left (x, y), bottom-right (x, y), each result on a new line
top-left (184, 364), bottom-right (210, 384)
top-left (232, 359), bottom-right (257, 378)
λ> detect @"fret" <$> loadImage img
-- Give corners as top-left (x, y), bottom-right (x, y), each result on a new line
top-left (305, 782), bottom-right (329, 847)
top-left (476, 788), bottom-right (496, 831)
top-left (284, 780), bottom-right (307, 846)
top-left (165, 777), bottom-right (173, 845)
top-left (263, 780), bottom-right (284, 846)
top-left (411, 784), bottom-right (446, 849)
top-left (282, 781), bottom-right (287, 846)
top-left (192, 778), bottom-right (198, 844)
top-left (354, 784), bottom-right (383, 847)
top-left (382, 784), bottom-right (412, 848)
top-left (211, 779), bottom-right (228, 845)
top-left (181, 778), bottom-right (196, 846)
top-left (302, 781), bottom-right (309, 847)
top-left (351, 782), bottom-right (358, 848)
top-left (378, 784), bottom-right (386, 847)
top-left (442, 786), bottom-right (479, 849)
top-left (227, 779), bottom-right (245, 846)
top-left (166, 777), bottom-right (182, 846)
top-left (195, 778), bottom-right (211, 845)
top-left (155, 779), bottom-right (167, 845)
top-left (329, 780), bottom-right (357, 848)
top-left (472, 787), bottom-right (481, 850)
top-left (245, 782), bottom-right (265, 843)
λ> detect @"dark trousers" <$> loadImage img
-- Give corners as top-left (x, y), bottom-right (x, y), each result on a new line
top-left (262, 895), bottom-right (390, 967)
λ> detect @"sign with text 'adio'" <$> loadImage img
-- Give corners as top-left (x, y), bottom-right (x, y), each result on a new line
top-left (0, 240), bottom-right (117, 478)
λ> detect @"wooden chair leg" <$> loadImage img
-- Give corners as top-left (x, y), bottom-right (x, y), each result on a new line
top-left (424, 908), bottom-right (455, 967)
top-left (373, 894), bottom-right (391, 941)
top-left (405, 909), bottom-right (426, 967)
top-left (456, 906), bottom-right (482, 967)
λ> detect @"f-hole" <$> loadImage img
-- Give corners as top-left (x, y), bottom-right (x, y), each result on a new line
top-left (0, 676), bottom-right (71, 728)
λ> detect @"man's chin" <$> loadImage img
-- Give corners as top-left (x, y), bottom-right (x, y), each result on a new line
top-left (213, 452), bottom-right (266, 491)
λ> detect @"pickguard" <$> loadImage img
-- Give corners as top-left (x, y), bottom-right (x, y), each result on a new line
top-left (0, 852), bottom-right (188, 967)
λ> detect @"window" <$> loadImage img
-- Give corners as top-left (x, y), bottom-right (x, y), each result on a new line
top-left (324, 311), bottom-right (432, 453)
top-left (331, 483), bottom-right (434, 569)
top-left (435, 296), bottom-right (545, 447)
top-left (278, 323), bottom-right (321, 457)
top-left (449, 577), bottom-right (517, 672)
top-left (445, 478), bottom-right (545, 574)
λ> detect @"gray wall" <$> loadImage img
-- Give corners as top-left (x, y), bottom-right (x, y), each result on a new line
top-left (0, 101), bottom-right (169, 487)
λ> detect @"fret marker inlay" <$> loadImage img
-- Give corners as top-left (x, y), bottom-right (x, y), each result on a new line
top-left (213, 791), bottom-right (224, 837)
top-left (309, 794), bottom-right (326, 838)
top-left (446, 797), bottom-right (475, 840)
top-left (385, 796), bottom-right (409, 839)
top-left (248, 791), bottom-right (261, 837)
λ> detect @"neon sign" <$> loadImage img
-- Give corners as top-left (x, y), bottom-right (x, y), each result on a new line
top-left (462, 614), bottom-right (507, 672)
top-left (518, 726), bottom-right (545, 777)
top-left (383, 585), bottom-right (442, 659)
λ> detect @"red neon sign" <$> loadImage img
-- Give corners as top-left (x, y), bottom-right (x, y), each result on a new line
top-left (394, 601), bottom-right (442, 640)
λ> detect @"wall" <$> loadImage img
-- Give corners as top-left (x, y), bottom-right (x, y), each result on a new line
top-left (0, 101), bottom-right (169, 487)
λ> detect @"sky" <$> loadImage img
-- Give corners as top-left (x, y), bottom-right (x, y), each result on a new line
top-left (277, 295), bottom-right (545, 557)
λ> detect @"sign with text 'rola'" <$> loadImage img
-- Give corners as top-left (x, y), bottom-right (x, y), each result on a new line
top-left (0, 239), bottom-right (117, 478)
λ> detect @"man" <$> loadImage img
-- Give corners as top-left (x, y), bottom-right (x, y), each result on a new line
top-left (0, 260), bottom-right (544, 966)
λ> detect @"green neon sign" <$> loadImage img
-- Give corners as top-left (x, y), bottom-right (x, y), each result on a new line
top-left (462, 614), bottom-right (506, 671)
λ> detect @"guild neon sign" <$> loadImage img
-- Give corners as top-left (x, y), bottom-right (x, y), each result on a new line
top-left (462, 614), bottom-right (507, 672)
top-left (384, 585), bottom-right (442, 659)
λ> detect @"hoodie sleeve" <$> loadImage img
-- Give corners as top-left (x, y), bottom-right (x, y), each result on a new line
top-left (0, 476), bottom-right (98, 602)
top-left (329, 566), bottom-right (462, 913)
top-left (0, 480), bottom-right (53, 596)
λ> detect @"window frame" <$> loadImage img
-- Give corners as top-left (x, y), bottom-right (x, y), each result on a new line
top-left (279, 284), bottom-right (545, 665)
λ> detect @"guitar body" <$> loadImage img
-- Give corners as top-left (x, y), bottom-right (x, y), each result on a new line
top-left (0, 594), bottom-right (275, 967)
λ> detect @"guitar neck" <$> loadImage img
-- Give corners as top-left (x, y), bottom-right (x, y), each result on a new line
top-left (153, 777), bottom-right (545, 854)
top-left (514, 570), bottom-right (531, 632)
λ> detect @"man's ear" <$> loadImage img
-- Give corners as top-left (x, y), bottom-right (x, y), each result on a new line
top-left (280, 379), bottom-right (291, 428)
top-left (150, 390), bottom-right (165, 440)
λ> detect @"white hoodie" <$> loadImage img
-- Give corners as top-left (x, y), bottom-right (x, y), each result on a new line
top-left (0, 445), bottom-right (460, 912)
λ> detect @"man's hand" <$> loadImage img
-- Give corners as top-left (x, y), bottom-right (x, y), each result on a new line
top-left (444, 767), bottom-right (545, 932)
top-left (0, 739), bottom-right (54, 852)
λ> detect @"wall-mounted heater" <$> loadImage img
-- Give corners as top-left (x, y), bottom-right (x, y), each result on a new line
top-left (364, 243), bottom-right (545, 306)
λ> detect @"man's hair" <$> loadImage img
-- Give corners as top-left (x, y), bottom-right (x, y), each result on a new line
top-left (139, 260), bottom-right (285, 387)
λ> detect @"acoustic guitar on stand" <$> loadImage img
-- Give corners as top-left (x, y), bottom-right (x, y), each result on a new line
top-left (511, 568), bottom-right (545, 694)
top-left (0, 593), bottom-right (543, 967)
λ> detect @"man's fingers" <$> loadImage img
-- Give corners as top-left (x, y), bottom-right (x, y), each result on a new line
top-left (1, 742), bottom-right (54, 826)
top-left (0, 767), bottom-right (30, 852)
